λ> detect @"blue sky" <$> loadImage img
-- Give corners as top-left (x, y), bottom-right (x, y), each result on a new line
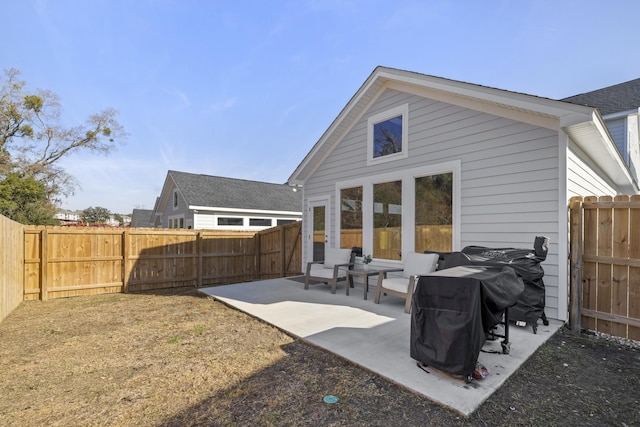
top-left (3, 0), bottom-right (640, 214)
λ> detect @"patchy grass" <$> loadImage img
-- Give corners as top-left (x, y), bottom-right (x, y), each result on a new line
top-left (0, 287), bottom-right (638, 426)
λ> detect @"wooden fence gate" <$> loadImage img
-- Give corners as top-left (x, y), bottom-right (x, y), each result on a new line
top-left (569, 195), bottom-right (640, 341)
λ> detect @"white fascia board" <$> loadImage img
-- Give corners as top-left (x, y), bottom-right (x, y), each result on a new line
top-left (189, 206), bottom-right (302, 216)
top-left (288, 66), bottom-right (597, 185)
top-left (603, 109), bottom-right (639, 120)
top-left (380, 68), bottom-right (594, 120)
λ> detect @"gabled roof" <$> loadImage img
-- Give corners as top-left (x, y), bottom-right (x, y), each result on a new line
top-left (130, 209), bottom-right (154, 228)
top-left (562, 78), bottom-right (640, 116)
top-left (167, 170), bottom-right (301, 213)
top-left (288, 66), bottom-right (637, 193)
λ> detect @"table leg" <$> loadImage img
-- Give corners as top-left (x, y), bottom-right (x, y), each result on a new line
top-left (363, 275), bottom-right (369, 300)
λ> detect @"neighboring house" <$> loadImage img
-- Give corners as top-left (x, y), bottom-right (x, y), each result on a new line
top-left (152, 170), bottom-right (302, 230)
top-left (288, 66), bottom-right (639, 323)
top-left (562, 78), bottom-right (640, 183)
top-left (130, 209), bottom-right (155, 228)
top-left (55, 209), bottom-right (130, 227)
top-left (55, 209), bottom-right (81, 225)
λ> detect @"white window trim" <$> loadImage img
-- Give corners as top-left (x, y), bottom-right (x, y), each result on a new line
top-left (336, 160), bottom-right (461, 265)
top-left (172, 190), bottom-right (179, 210)
top-left (168, 214), bottom-right (184, 229)
top-left (367, 103), bottom-right (409, 166)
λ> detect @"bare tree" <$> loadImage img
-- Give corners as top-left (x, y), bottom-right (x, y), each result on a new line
top-left (0, 68), bottom-right (127, 221)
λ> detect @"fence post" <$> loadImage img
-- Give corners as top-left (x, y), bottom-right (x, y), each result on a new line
top-left (569, 196), bottom-right (583, 333)
top-left (40, 228), bottom-right (48, 301)
top-left (122, 229), bottom-right (130, 293)
top-left (281, 226), bottom-right (286, 278)
top-left (197, 232), bottom-right (203, 287)
top-left (253, 231), bottom-right (259, 280)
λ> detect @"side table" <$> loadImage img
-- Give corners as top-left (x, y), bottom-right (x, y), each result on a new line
top-left (345, 266), bottom-right (403, 300)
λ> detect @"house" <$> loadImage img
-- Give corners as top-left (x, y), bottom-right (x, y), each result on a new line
top-left (55, 209), bottom-right (81, 225)
top-left (288, 66), bottom-right (639, 323)
top-left (562, 78), bottom-right (640, 183)
top-left (152, 170), bottom-right (302, 230)
top-left (55, 209), bottom-right (130, 227)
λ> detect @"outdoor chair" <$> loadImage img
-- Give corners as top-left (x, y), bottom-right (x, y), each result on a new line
top-left (374, 252), bottom-right (439, 313)
top-left (304, 247), bottom-right (356, 293)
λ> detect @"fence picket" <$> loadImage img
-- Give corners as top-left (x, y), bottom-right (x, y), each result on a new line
top-left (612, 195), bottom-right (630, 338)
top-left (582, 196), bottom-right (598, 330)
top-left (629, 195), bottom-right (640, 340)
top-left (596, 196), bottom-right (613, 334)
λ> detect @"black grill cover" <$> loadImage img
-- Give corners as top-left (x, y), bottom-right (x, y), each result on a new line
top-left (410, 266), bottom-right (524, 376)
top-left (426, 237), bottom-right (548, 326)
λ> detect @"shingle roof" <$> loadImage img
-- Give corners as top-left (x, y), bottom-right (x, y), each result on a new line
top-left (130, 209), bottom-right (154, 228)
top-left (562, 78), bottom-right (640, 116)
top-left (169, 170), bottom-right (301, 212)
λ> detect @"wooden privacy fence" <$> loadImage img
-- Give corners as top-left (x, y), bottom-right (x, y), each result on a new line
top-left (1, 215), bottom-right (24, 323)
top-left (569, 195), bottom-right (640, 341)
top-left (22, 221), bottom-right (302, 301)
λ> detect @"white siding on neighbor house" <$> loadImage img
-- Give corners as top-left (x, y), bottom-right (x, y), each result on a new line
top-left (302, 88), bottom-right (563, 319)
top-left (194, 211), bottom-right (300, 231)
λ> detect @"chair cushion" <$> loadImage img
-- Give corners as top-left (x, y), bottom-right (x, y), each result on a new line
top-left (380, 277), bottom-right (410, 293)
top-left (309, 263), bottom-right (346, 279)
top-left (323, 248), bottom-right (352, 269)
top-left (402, 252), bottom-right (439, 278)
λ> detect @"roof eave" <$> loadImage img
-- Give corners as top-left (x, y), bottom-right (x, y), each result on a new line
top-left (564, 112), bottom-right (639, 194)
top-left (288, 66), bottom-right (597, 185)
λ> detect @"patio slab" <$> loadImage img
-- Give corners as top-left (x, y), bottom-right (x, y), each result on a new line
top-left (199, 277), bottom-right (563, 417)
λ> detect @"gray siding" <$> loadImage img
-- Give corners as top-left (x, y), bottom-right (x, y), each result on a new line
top-left (158, 184), bottom-right (191, 228)
top-left (627, 114), bottom-right (640, 183)
top-left (303, 88), bottom-right (563, 318)
top-left (606, 118), bottom-right (627, 161)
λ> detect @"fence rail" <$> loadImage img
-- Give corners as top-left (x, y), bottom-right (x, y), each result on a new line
top-left (21, 221), bottom-right (302, 301)
top-left (569, 195), bottom-right (640, 341)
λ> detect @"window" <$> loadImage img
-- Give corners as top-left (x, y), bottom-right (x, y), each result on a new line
top-left (415, 173), bottom-right (453, 253)
top-left (336, 161), bottom-right (460, 263)
top-left (367, 104), bottom-right (409, 165)
top-left (277, 219), bottom-right (296, 226)
top-left (340, 186), bottom-right (363, 249)
top-left (218, 217), bottom-right (243, 226)
top-left (173, 190), bottom-right (178, 208)
top-left (373, 116), bottom-right (402, 157)
top-left (249, 218), bottom-right (272, 227)
top-left (373, 181), bottom-right (402, 260)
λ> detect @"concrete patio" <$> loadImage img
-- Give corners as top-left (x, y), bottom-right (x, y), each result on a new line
top-left (199, 277), bottom-right (563, 417)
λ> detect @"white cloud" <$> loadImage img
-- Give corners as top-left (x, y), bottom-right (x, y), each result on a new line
top-left (203, 97), bottom-right (238, 114)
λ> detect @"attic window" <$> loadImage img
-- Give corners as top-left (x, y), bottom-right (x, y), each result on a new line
top-left (367, 104), bottom-right (409, 165)
top-left (173, 190), bottom-right (178, 209)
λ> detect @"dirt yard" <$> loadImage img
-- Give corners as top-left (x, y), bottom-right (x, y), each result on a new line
top-left (1, 286), bottom-right (639, 426)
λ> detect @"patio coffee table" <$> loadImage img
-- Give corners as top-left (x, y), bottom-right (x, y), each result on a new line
top-left (345, 266), bottom-right (403, 300)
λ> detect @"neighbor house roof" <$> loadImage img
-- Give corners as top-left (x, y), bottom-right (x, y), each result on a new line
top-left (288, 66), bottom-right (637, 193)
top-left (562, 78), bottom-right (640, 116)
top-left (130, 209), bottom-right (154, 228)
top-left (168, 170), bottom-right (301, 213)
